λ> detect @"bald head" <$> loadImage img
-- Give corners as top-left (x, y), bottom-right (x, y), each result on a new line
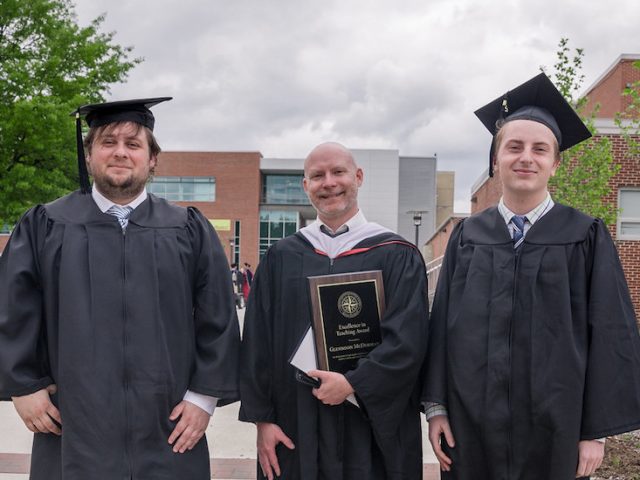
top-left (304, 142), bottom-right (357, 175)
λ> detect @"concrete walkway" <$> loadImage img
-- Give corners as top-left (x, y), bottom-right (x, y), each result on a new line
top-left (0, 308), bottom-right (439, 479)
top-left (0, 401), bottom-right (439, 479)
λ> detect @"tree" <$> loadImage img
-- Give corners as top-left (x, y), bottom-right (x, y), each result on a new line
top-left (614, 59), bottom-right (640, 161)
top-left (0, 0), bottom-right (140, 228)
top-left (544, 38), bottom-right (619, 225)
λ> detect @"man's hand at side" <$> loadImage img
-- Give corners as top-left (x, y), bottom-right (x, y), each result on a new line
top-left (12, 384), bottom-right (61, 435)
top-left (168, 400), bottom-right (210, 453)
top-left (428, 414), bottom-right (455, 472)
top-left (257, 422), bottom-right (295, 480)
top-left (576, 440), bottom-right (604, 477)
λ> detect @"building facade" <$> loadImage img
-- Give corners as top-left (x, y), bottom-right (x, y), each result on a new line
top-left (153, 151), bottom-right (263, 268)
top-left (152, 149), bottom-right (438, 266)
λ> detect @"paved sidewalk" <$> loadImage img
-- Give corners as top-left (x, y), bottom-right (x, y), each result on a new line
top-left (0, 454), bottom-right (440, 479)
top-left (0, 401), bottom-right (440, 479)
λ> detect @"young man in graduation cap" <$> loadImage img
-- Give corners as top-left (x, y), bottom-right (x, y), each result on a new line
top-left (239, 142), bottom-right (429, 479)
top-left (422, 73), bottom-right (640, 480)
top-left (0, 98), bottom-right (240, 480)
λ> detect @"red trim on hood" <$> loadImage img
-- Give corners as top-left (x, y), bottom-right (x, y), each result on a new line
top-left (313, 240), bottom-right (416, 258)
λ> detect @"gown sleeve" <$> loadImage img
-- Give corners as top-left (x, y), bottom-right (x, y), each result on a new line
top-left (185, 207), bottom-right (240, 405)
top-left (0, 206), bottom-right (53, 400)
top-left (238, 248), bottom-right (276, 423)
top-left (343, 242), bottom-right (430, 438)
top-left (580, 219), bottom-right (640, 438)
top-left (420, 220), bottom-right (464, 407)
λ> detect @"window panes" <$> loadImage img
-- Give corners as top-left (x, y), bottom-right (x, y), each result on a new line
top-left (269, 221), bottom-right (283, 239)
top-left (620, 190), bottom-right (640, 217)
top-left (621, 222), bottom-right (640, 236)
top-left (285, 221), bottom-right (297, 236)
top-left (259, 210), bottom-right (299, 257)
top-left (262, 174), bottom-right (309, 205)
top-left (618, 189), bottom-right (640, 240)
top-left (148, 177), bottom-right (216, 202)
top-left (233, 220), bottom-right (241, 265)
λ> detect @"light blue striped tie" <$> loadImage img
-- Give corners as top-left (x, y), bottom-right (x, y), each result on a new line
top-left (511, 215), bottom-right (527, 249)
top-left (107, 205), bottom-right (134, 230)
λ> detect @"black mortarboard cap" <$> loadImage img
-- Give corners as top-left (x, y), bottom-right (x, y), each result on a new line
top-left (474, 73), bottom-right (591, 177)
top-left (71, 97), bottom-right (172, 193)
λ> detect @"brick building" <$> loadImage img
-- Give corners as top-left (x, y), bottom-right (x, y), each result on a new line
top-left (459, 55), bottom-right (640, 317)
top-left (153, 151), bottom-right (263, 268)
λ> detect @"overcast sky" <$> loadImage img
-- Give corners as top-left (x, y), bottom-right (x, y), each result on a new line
top-left (74, 0), bottom-right (639, 212)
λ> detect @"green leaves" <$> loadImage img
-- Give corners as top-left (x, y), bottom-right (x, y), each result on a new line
top-left (0, 0), bottom-right (141, 227)
top-left (614, 59), bottom-right (640, 161)
top-left (546, 38), bottom-right (619, 225)
top-left (550, 133), bottom-right (619, 225)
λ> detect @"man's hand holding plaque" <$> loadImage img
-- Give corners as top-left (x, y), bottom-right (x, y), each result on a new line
top-left (307, 370), bottom-right (355, 406)
top-left (289, 270), bottom-right (385, 407)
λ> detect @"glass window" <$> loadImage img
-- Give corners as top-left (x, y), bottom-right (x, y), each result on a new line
top-left (148, 177), bottom-right (216, 202)
top-left (259, 210), bottom-right (299, 257)
top-left (262, 174), bottom-right (310, 205)
top-left (233, 220), bottom-right (241, 265)
top-left (284, 222), bottom-right (297, 236)
top-left (620, 190), bottom-right (640, 216)
top-left (618, 189), bottom-right (640, 240)
top-left (269, 221), bottom-right (283, 239)
top-left (620, 222), bottom-right (640, 236)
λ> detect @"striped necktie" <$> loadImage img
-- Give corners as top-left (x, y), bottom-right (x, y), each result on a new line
top-left (511, 215), bottom-right (527, 249)
top-left (107, 205), bottom-right (134, 230)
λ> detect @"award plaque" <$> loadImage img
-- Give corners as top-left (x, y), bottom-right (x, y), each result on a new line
top-left (308, 270), bottom-right (385, 373)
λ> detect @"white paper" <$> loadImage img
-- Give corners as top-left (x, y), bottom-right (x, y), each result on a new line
top-left (290, 326), bottom-right (317, 372)
top-left (289, 327), bottom-right (359, 407)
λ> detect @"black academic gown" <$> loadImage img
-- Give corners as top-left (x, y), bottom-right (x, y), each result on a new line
top-left (0, 191), bottom-right (240, 480)
top-left (423, 204), bottom-right (640, 480)
top-left (239, 231), bottom-right (429, 480)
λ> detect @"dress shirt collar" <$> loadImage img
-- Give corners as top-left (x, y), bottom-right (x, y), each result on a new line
top-left (315, 210), bottom-right (367, 234)
top-left (92, 186), bottom-right (148, 213)
top-left (498, 192), bottom-right (554, 227)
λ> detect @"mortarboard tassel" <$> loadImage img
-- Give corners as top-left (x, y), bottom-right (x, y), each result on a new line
top-left (489, 93), bottom-right (511, 178)
top-left (75, 112), bottom-right (91, 194)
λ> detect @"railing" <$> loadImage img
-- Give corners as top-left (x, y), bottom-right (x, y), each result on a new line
top-left (425, 255), bottom-right (444, 309)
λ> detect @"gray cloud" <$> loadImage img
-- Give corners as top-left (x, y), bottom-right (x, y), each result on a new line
top-left (74, 0), bottom-right (640, 212)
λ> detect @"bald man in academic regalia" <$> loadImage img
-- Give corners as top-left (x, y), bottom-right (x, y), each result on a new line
top-left (0, 98), bottom-right (240, 480)
top-left (239, 142), bottom-right (429, 480)
top-left (423, 73), bottom-right (640, 480)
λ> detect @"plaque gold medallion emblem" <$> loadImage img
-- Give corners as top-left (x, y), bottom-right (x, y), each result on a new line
top-left (337, 291), bottom-right (362, 318)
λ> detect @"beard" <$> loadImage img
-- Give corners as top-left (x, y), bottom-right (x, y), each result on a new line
top-left (91, 171), bottom-right (150, 203)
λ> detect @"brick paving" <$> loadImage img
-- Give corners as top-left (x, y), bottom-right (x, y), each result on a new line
top-left (0, 453), bottom-right (440, 479)
top-left (0, 454), bottom-right (28, 474)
